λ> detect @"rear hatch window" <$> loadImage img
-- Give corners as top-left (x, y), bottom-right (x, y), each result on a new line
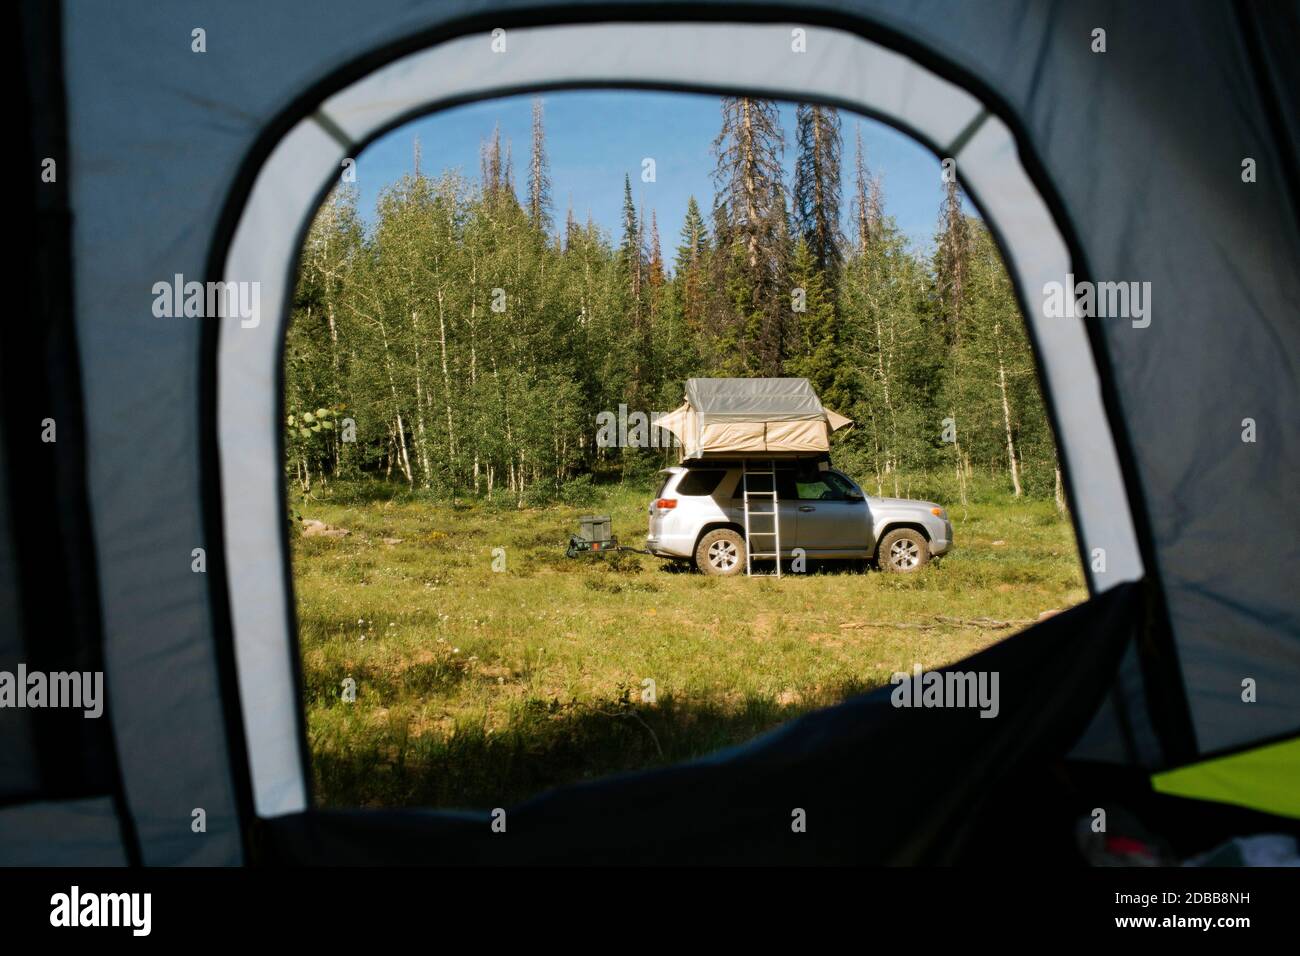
top-left (676, 469), bottom-right (727, 496)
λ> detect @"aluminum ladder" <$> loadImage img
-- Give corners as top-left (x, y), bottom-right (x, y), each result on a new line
top-left (742, 459), bottom-right (781, 578)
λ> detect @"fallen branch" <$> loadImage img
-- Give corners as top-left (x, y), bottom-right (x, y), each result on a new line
top-left (840, 614), bottom-right (1035, 631)
top-left (838, 620), bottom-right (944, 631)
top-left (933, 615), bottom-right (1034, 629)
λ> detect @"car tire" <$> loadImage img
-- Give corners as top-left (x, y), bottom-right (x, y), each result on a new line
top-left (878, 529), bottom-right (930, 573)
top-left (696, 528), bottom-right (746, 577)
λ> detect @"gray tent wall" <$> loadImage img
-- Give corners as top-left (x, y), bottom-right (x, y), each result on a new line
top-left (3, 0), bottom-right (1295, 864)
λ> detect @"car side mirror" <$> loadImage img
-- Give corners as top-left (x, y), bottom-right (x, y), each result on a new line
top-left (846, 490), bottom-right (864, 501)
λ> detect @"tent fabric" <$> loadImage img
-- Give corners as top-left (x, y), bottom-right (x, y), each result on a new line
top-left (685, 377), bottom-right (835, 423)
top-left (5, 0), bottom-right (135, 860)
top-left (0, 797), bottom-right (129, 867)
top-left (1152, 737), bottom-right (1300, 821)
top-left (763, 420), bottom-right (834, 452)
top-left (0, 407), bottom-right (39, 801)
top-left (825, 409), bottom-right (853, 431)
top-left (5, 0), bottom-right (1297, 865)
top-left (665, 377), bottom-right (852, 456)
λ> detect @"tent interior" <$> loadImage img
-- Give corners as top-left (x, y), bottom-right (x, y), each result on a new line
top-left (4, 1), bottom-right (1297, 865)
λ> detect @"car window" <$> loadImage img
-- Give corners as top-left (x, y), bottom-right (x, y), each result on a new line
top-left (824, 471), bottom-right (860, 497)
top-left (789, 468), bottom-right (863, 501)
top-left (676, 469), bottom-right (727, 496)
top-left (794, 476), bottom-right (846, 500)
top-left (654, 473), bottom-right (675, 498)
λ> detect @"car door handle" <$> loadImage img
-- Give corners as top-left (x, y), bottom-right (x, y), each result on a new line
top-left (798, 505), bottom-right (815, 512)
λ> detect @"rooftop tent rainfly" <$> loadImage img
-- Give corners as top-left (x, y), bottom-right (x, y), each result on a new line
top-left (654, 377), bottom-right (854, 459)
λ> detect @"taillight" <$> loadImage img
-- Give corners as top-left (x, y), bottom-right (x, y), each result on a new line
top-left (653, 498), bottom-right (677, 510)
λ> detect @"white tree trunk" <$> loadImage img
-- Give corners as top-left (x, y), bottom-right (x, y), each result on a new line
top-left (995, 325), bottom-right (1023, 497)
top-left (410, 310), bottom-right (432, 488)
top-left (1054, 455), bottom-right (1067, 515)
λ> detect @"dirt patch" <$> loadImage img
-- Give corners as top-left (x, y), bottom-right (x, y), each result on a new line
top-left (303, 519), bottom-right (350, 538)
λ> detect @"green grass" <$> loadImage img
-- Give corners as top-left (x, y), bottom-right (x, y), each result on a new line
top-left (291, 478), bottom-right (1085, 809)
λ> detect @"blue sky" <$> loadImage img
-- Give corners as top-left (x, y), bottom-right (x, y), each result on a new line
top-left (353, 89), bottom-right (952, 261)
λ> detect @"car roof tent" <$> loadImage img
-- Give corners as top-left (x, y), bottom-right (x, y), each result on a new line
top-left (656, 378), bottom-right (853, 459)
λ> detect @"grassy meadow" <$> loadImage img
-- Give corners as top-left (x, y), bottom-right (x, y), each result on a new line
top-left (292, 476), bottom-right (1085, 810)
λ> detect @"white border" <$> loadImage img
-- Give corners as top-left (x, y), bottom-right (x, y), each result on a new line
top-left (219, 21), bottom-right (1143, 817)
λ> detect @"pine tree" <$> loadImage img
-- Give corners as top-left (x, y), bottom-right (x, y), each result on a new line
top-left (620, 175), bottom-right (640, 278)
top-left (564, 199), bottom-right (578, 251)
top-left (711, 97), bottom-right (791, 374)
top-left (674, 195), bottom-right (710, 336)
top-left (787, 237), bottom-right (843, 405)
top-left (528, 98), bottom-right (552, 233)
top-left (647, 211), bottom-right (665, 288)
top-left (503, 140), bottom-right (516, 199)
top-left (851, 126), bottom-right (883, 254)
top-left (675, 196), bottom-right (710, 269)
top-left (794, 104), bottom-right (843, 276)
top-left (480, 126), bottom-right (503, 200)
top-left (618, 175), bottom-right (649, 403)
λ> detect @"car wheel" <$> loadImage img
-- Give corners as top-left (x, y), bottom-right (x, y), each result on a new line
top-left (696, 529), bottom-right (746, 577)
top-left (878, 529), bottom-right (930, 573)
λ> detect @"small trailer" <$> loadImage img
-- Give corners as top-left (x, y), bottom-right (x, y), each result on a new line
top-left (565, 514), bottom-right (622, 557)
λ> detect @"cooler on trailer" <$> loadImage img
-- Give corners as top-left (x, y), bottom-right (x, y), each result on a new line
top-left (566, 514), bottom-right (617, 557)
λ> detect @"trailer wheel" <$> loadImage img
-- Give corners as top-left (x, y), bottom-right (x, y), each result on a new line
top-left (696, 529), bottom-right (746, 577)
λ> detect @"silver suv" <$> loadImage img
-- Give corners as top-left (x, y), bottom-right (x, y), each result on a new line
top-left (646, 460), bottom-right (952, 575)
